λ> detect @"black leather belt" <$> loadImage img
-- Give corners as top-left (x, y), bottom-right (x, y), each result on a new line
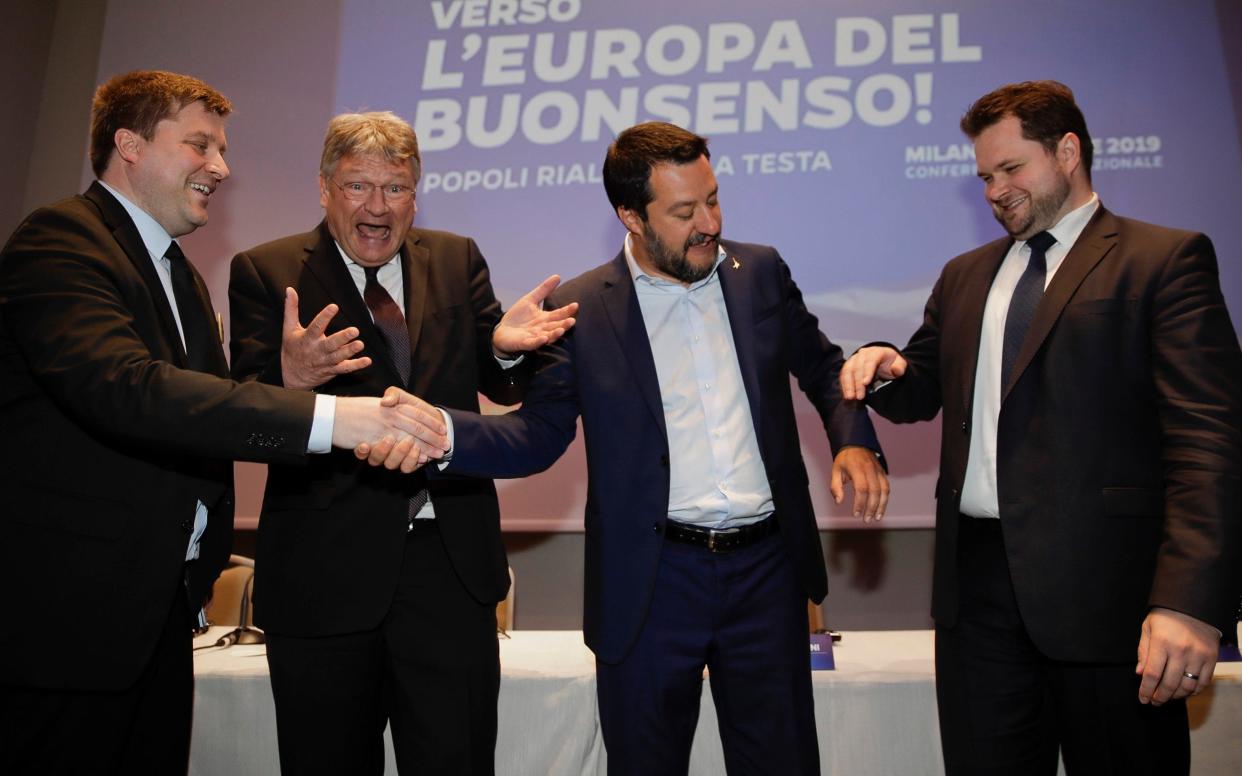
top-left (662, 515), bottom-right (777, 553)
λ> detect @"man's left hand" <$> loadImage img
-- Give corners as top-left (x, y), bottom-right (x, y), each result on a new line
top-left (830, 446), bottom-right (889, 522)
top-left (1136, 607), bottom-right (1220, 705)
top-left (492, 275), bottom-right (578, 359)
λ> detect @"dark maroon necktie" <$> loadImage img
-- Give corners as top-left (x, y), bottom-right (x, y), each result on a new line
top-left (361, 265), bottom-right (428, 525)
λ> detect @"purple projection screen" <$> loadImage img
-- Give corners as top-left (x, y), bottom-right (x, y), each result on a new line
top-left (94, 0), bottom-right (1242, 530)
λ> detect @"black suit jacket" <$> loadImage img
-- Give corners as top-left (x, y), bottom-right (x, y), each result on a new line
top-left (0, 183), bottom-right (315, 691)
top-left (229, 222), bottom-right (523, 635)
top-left (444, 242), bottom-right (882, 663)
top-left (867, 206), bottom-right (1242, 660)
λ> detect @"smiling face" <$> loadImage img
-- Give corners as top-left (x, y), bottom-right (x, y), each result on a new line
top-left (973, 115), bottom-right (1081, 240)
top-left (123, 100), bottom-right (230, 237)
top-left (319, 153), bottom-right (418, 267)
top-left (619, 156), bottom-right (722, 285)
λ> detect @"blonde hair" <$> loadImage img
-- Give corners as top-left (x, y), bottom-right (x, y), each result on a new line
top-left (320, 111), bottom-right (421, 182)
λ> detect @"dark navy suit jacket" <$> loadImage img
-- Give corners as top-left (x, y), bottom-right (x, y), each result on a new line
top-left (445, 240), bottom-right (881, 663)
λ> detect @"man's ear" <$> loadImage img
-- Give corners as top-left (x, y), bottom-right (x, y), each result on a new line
top-left (114, 128), bottom-right (142, 165)
top-left (617, 206), bottom-right (644, 235)
top-left (1058, 132), bottom-right (1082, 172)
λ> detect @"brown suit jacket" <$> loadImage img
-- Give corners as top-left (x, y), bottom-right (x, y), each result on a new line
top-left (868, 206), bottom-right (1242, 660)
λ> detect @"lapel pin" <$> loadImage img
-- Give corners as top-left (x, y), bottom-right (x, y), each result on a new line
top-left (731, 256), bottom-right (741, 270)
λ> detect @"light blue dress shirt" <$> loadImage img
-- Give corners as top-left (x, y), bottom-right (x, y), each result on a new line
top-left (623, 234), bottom-right (774, 529)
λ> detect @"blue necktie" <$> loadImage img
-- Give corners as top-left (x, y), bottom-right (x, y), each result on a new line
top-left (1001, 231), bottom-right (1056, 393)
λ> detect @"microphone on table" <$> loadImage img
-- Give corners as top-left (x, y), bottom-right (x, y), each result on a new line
top-left (195, 574), bottom-right (265, 649)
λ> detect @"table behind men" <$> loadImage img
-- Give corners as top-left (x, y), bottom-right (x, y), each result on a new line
top-left (191, 629), bottom-right (1242, 775)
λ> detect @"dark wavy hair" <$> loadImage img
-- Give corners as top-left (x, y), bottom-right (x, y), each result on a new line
top-left (603, 122), bottom-right (710, 218)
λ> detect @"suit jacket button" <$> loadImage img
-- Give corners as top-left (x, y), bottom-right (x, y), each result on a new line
top-left (652, 522), bottom-right (661, 533)
top-left (180, 518), bottom-right (194, 533)
top-left (659, 454), bottom-right (669, 467)
top-left (960, 421), bottom-right (968, 433)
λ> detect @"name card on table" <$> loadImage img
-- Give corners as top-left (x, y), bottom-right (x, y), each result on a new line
top-left (810, 633), bottom-right (835, 670)
top-left (1221, 622), bottom-right (1242, 663)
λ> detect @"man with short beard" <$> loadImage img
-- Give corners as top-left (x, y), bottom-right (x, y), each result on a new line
top-left (840, 80), bottom-right (1242, 775)
top-left (371, 121), bottom-right (889, 775)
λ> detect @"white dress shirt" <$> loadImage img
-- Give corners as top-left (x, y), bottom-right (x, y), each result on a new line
top-left (959, 194), bottom-right (1099, 518)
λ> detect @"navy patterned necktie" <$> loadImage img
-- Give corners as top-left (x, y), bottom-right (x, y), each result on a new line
top-left (1001, 230), bottom-right (1056, 393)
top-left (361, 265), bottom-right (428, 525)
top-left (165, 241), bottom-right (213, 372)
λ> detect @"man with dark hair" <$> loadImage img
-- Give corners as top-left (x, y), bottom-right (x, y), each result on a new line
top-left (229, 110), bottom-right (574, 776)
top-left (841, 80), bottom-right (1242, 774)
top-left (0, 72), bottom-right (444, 774)
top-left (371, 120), bottom-right (889, 775)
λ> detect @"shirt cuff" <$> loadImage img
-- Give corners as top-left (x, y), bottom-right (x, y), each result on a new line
top-left (307, 394), bottom-right (336, 453)
top-left (436, 407), bottom-right (454, 470)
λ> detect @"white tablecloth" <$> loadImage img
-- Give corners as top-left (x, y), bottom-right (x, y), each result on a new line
top-left (191, 629), bottom-right (1242, 775)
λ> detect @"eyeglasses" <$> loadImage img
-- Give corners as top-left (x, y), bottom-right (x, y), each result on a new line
top-left (331, 179), bottom-right (416, 202)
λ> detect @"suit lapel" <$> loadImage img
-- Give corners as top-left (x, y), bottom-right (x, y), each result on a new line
top-left (598, 252), bottom-right (667, 436)
top-left (84, 182), bottom-right (190, 370)
top-left (400, 231), bottom-right (429, 362)
top-left (716, 243), bottom-right (763, 443)
top-left (1002, 207), bottom-right (1117, 402)
top-left (302, 222), bottom-right (403, 387)
top-left (185, 261), bottom-right (230, 377)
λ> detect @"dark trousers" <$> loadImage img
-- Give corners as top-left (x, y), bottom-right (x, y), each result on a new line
top-left (0, 587), bottom-right (194, 776)
top-left (595, 531), bottom-right (818, 776)
top-left (266, 519), bottom-right (499, 776)
top-left (936, 515), bottom-right (1190, 776)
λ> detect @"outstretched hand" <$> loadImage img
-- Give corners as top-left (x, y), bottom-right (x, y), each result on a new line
top-left (281, 287), bottom-right (371, 390)
top-left (492, 275), bottom-right (578, 358)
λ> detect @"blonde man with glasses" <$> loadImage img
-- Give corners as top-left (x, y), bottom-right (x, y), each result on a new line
top-left (228, 111), bottom-right (575, 775)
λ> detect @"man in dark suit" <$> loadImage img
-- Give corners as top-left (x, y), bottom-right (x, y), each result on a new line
top-left (371, 121), bottom-right (889, 775)
top-left (0, 73), bottom-right (446, 775)
top-left (840, 81), bottom-right (1242, 775)
top-left (228, 111), bottom-right (575, 776)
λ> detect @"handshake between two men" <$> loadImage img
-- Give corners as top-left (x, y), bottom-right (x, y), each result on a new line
top-left (285, 273), bottom-right (577, 467)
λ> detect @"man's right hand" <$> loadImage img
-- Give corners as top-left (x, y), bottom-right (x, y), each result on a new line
top-left (282, 287), bottom-right (371, 390)
top-left (840, 346), bottom-right (907, 401)
top-left (353, 388), bottom-right (452, 473)
top-left (331, 393), bottom-right (448, 472)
